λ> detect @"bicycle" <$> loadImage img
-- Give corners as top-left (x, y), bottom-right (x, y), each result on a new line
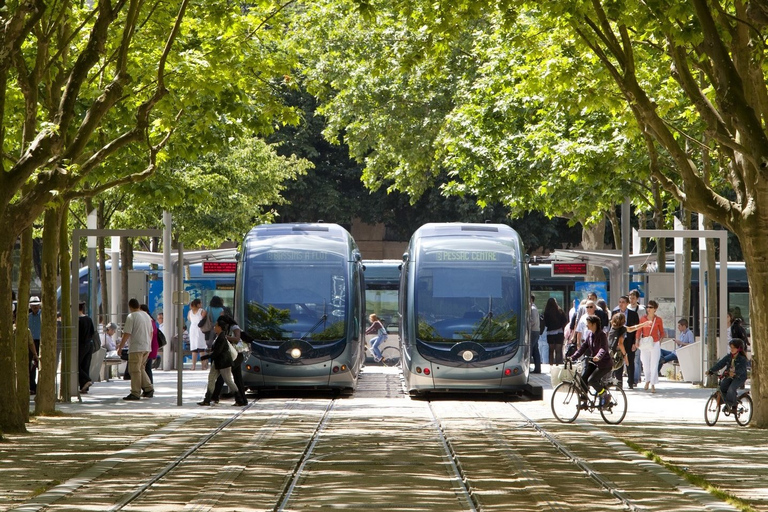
top-left (704, 372), bottom-right (752, 426)
top-left (551, 359), bottom-right (628, 425)
top-left (380, 346), bottom-right (400, 367)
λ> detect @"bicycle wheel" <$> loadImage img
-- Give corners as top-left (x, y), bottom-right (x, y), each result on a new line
top-left (551, 382), bottom-right (581, 423)
top-left (704, 392), bottom-right (721, 426)
top-left (599, 385), bottom-right (627, 425)
top-left (380, 346), bottom-right (400, 367)
top-left (735, 393), bottom-right (753, 426)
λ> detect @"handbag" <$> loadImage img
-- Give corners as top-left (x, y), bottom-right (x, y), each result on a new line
top-left (227, 341), bottom-right (238, 361)
top-left (90, 332), bottom-right (102, 355)
top-left (638, 318), bottom-right (657, 351)
top-left (198, 312), bottom-right (213, 333)
top-left (157, 328), bottom-right (167, 348)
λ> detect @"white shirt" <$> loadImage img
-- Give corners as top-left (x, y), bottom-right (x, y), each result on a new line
top-left (123, 310), bottom-right (153, 352)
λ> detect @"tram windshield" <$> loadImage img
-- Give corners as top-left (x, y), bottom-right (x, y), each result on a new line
top-left (242, 249), bottom-right (348, 342)
top-left (415, 245), bottom-right (521, 344)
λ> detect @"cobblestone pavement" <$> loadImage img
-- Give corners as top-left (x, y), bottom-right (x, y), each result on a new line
top-left (0, 366), bottom-right (765, 511)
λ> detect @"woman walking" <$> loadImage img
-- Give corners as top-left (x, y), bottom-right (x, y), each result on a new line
top-left (543, 298), bottom-right (569, 366)
top-left (638, 300), bottom-right (664, 393)
top-left (197, 317), bottom-right (241, 406)
top-left (187, 299), bottom-right (208, 370)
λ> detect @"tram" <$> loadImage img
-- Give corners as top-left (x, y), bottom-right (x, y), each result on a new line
top-left (400, 223), bottom-right (542, 399)
top-left (237, 223), bottom-right (366, 392)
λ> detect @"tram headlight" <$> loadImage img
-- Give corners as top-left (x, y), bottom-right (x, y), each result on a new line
top-left (290, 348), bottom-right (302, 359)
top-left (461, 351), bottom-right (474, 362)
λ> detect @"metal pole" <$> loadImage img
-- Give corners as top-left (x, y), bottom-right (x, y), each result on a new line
top-left (177, 243), bottom-right (184, 406)
top-left (87, 210), bottom-right (98, 331)
top-left (163, 211), bottom-right (173, 371)
top-left (621, 198), bottom-right (630, 295)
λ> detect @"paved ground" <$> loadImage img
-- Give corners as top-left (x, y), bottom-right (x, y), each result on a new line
top-left (1, 364), bottom-right (766, 511)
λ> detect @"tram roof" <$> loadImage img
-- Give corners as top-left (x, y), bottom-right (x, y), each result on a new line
top-left (246, 223), bottom-right (351, 240)
top-left (413, 222), bottom-right (518, 239)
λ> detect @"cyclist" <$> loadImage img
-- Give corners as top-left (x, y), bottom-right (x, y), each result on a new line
top-left (706, 338), bottom-right (749, 414)
top-left (568, 314), bottom-right (612, 407)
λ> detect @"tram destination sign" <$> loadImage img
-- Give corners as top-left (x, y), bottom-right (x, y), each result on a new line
top-left (551, 262), bottom-right (588, 276)
top-left (202, 261), bottom-right (237, 274)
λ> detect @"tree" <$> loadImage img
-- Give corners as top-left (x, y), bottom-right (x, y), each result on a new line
top-left (1, 0), bottom-right (302, 433)
top-left (295, 0), bottom-right (768, 426)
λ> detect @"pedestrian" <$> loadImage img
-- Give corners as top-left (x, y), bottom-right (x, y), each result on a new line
top-left (198, 316), bottom-right (241, 406)
top-left (28, 296), bottom-right (42, 395)
top-left (628, 289), bottom-right (646, 385)
top-left (187, 299), bottom-right (208, 370)
top-left (611, 295), bottom-right (644, 389)
top-left (543, 298), bottom-right (568, 366)
top-left (102, 322), bottom-right (118, 355)
top-left (210, 314), bottom-right (248, 406)
top-left (13, 311), bottom-right (39, 395)
top-left (365, 313), bottom-right (388, 363)
top-left (529, 295), bottom-right (541, 374)
top-left (638, 299), bottom-right (664, 393)
top-left (608, 312), bottom-right (628, 387)
top-left (596, 299), bottom-right (610, 333)
top-left (77, 302), bottom-right (96, 394)
top-left (139, 305), bottom-right (160, 383)
top-left (116, 298), bottom-right (155, 400)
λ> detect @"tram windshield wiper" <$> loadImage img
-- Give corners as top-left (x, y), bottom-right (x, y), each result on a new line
top-left (471, 296), bottom-right (493, 341)
top-left (300, 302), bottom-right (328, 340)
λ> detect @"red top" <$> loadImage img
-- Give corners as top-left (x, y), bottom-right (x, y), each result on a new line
top-left (640, 315), bottom-right (664, 342)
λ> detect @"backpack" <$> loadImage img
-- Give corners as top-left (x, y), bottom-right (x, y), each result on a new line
top-left (608, 327), bottom-right (625, 370)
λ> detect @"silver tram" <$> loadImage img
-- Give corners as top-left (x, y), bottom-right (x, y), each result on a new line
top-left (237, 223), bottom-right (366, 392)
top-left (400, 223), bottom-right (542, 398)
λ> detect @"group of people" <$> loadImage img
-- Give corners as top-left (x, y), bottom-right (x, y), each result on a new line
top-left (531, 291), bottom-right (750, 400)
top-left (17, 292), bottom-right (249, 407)
top-left (187, 296), bottom-right (248, 407)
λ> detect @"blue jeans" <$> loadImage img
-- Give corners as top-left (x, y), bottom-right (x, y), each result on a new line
top-left (370, 334), bottom-right (387, 361)
top-left (634, 351), bottom-right (642, 383)
top-left (658, 349), bottom-right (678, 372)
top-left (720, 377), bottom-right (746, 408)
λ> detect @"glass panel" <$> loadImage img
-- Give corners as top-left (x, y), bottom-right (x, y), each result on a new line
top-left (415, 264), bottom-right (520, 343)
top-left (729, 292), bottom-right (750, 332)
top-left (243, 252), bottom-right (347, 342)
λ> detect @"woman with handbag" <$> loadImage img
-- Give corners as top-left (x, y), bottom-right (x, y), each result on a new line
top-left (638, 299), bottom-right (664, 393)
top-left (187, 299), bottom-right (208, 370)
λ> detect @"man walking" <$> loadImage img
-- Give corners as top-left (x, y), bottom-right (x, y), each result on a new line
top-left (116, 298), bottom-right (155, 400)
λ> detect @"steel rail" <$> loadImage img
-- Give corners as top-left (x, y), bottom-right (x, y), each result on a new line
top-left (507, 402), bottom-right (648, 512)
top-left (273, 399), bottom-right (337, 512)
top-left (427, 401), bottom-right (480, 512)
top-left (107, 400), bottom-right (257, 512)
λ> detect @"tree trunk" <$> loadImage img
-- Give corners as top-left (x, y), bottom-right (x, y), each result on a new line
top-left (35, 206), bottom-right (63, 415)
top-left (15, 228), bottom-right (33, 423)
top-left (0, 233), bottom-right (26, 433)
top-left (740, 232), bottom-right (767, 427)
top-left (607, 206), bottom-right (621, 250)
top-left (582, 219), bottom-right (607, 282)
top-left (58, 206), bottom-right (72, 402)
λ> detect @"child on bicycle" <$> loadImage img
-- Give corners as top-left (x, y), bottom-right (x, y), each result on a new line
top-left (568, 315), bottom-right (612, 407)
top-left (706, 338), bottom-right (749, 414)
